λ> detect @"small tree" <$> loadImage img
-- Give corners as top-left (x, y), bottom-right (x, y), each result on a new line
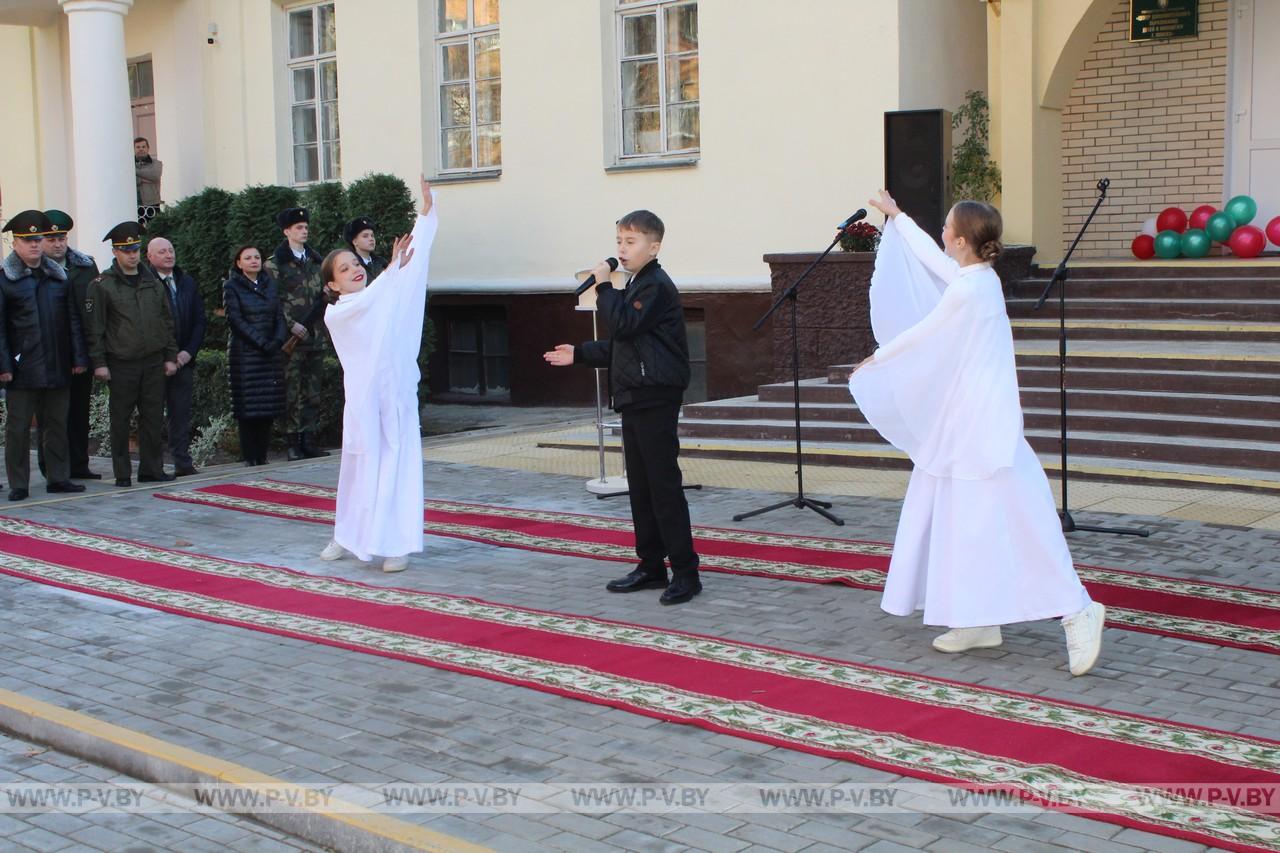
top-left (146, 187), bottom-right (236, 348)
top-left (952, 90), bottom-right (1001, 203)
top-left (226, 184), bottom-right (300, 263)
top-left (300, 181), bottom-right (347, 256)
top-left (345, 173), bottom-right (416, 258)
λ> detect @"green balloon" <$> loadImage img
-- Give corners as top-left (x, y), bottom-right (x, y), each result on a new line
top-left (1180, 228), bottom-right (1211, 258)
top-left (1154, 229), bottom-right (1182, 259)
top-left (1225, 195), bottom-right (1258, 227)
top-left (1206, 211), bottom-right (1235, 242)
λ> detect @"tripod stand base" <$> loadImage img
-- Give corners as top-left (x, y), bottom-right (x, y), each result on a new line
top-left (1060, 510), bottom-right (1149, 537)
top-left (734, 496), bottom-right (843, 526)
top-left (586, 476), bottom-right (629, 496)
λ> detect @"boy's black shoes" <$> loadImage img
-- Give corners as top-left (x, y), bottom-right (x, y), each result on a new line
top-left (7, 488), bottom-right (28, 501)
top-left (174, 466), bottom-right (200, 477)
top-left (47, 481), bottom-right (86, 494)
top-left (71, 469), bottom-right (103, 480)
top-left (606, 567), bottom-right (669, 593)
top-left (115, 478), bottom-right (132, 488)
top-left (138, 472), bottom-right (177, 483)
top-left (659, 575), bottom-right (702, 606)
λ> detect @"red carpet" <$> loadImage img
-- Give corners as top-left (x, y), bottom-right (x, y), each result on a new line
top-left (0, 515), bottom-right (1277, 850)
top-left (156, 480), bottom-right (1280, 655)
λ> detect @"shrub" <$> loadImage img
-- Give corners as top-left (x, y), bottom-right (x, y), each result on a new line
top-left (225, 185), bottom-right (300, 266)
top-left (345, 173), bottom-right (416, 258)
top-left (300, 181), bottom-right (347, 256)
top-left (146, 187), bottom-right (236, 348)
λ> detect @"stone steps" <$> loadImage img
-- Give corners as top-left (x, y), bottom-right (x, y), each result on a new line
top-left (679, 262), bottom-right (1280, 487)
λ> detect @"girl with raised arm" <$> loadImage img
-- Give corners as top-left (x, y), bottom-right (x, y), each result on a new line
top-left (850, 190), bottom-right (1104, 676)
top-left (316, 178), bottom-right (436, 573)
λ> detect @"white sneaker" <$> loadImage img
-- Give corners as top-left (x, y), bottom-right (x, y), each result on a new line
top-left (319, 540), bottom-right (345, 561)
top-left (1063, 601), bottom-right (1105, 676)
top-left (932, 626), bottom-right (1002, 653)
top-left (382, 556), bottom-right (408, 573)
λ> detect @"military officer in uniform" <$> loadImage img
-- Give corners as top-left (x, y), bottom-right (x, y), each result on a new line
top-left (266, 206), bottom-right (329, 461)
top-left (37, 209), bottom-right (102, 480)
top-left (0, 210), bottom-right (89, 500)
top-left (343, 216), bottom-right (388, 284)
top-left (87, 222), bottom-right (178, 487)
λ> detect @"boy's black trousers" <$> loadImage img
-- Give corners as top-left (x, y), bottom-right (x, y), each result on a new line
top-left (620, 402), bottom-right (699, 578)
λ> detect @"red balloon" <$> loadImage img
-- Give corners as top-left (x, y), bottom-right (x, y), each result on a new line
top-left (1156, 207), bottom-right (1188, 234)
top-left (1228, 225), bottom-right (1266, 259)
top-left (1189, 205), bottom-right (1216, 231)
top-left (1131, 234), bottom-right (1156, 260)
top-left (1267, 215), bottom-right (1280, 248)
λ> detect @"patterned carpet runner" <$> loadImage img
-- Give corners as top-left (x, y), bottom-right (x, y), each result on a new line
top-left (156, 480), bottom-right (1280, 655)
top-left (0, 515), bottom-right (1276, 850)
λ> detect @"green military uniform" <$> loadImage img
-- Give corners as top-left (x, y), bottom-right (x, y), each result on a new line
top-left (88, 223), bottom-right (177, 484)
top-left (37, 209), bottom-right (101, 480)
top-left (266, 206), bottom-right (329, 459)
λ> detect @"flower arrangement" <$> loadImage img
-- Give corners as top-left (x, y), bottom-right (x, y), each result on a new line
top-left (839, 221), bottom-right (881, 253)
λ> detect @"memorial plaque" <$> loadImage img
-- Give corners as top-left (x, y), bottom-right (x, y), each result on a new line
top-left (1130, 0), bottom-right (1198, 41)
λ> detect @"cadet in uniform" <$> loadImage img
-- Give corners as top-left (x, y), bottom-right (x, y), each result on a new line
top-left (343, 216), bottom-right (388, 284)
top-left (87, 222), bottom-right (178, 487)
top-left (266, 207), bottom-right (329, 461)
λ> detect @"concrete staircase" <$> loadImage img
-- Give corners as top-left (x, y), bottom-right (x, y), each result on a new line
top-left (678, 263), bottom-right (1280, 490)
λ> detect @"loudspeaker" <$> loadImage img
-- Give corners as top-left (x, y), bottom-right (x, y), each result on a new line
top-left (884, 109), bottom-right (952, 246)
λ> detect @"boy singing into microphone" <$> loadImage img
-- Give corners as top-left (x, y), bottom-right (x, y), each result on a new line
top-left (544, 210), bottom-right (702, 605)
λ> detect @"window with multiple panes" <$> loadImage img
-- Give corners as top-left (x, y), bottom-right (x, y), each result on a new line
top-left (616, 1), bottom-right (699, 158)
top-left (127, 59), bottom-right (154, 100)
top-left (287, 2), bottom-right (339, 184)
top-left (446, 309), bottom-right (510, 395)
top-left (436, 0), bottom-right (502, 172)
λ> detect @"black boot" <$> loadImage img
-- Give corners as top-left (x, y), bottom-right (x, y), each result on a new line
top-left (659, 573), bottom-right (703, 606)
top-left (300, 432), bottom-right (329, 458)
top-left (287, 432), bottom-right (307, 461)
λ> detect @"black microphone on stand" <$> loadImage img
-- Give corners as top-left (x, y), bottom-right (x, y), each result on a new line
top-left (838, 209), bottom-right (868, 230)
top-left (574, 258), bottom-right (620, 296)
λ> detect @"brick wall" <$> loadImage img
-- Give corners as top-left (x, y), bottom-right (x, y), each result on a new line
top-left (1060, 0), bottom-right (1227, 258)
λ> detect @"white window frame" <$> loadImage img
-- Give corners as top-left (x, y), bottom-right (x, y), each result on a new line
top-left (285, 1), bottom-right (340, 185)
top-left (614, 0), bottom-right (700, 162)
top-left (434, 0), bottom-right (502, 175)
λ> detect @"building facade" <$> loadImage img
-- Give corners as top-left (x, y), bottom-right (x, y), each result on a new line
top-left (1, 1), bottom-right (1270, 403)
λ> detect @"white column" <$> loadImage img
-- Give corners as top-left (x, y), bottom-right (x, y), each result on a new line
top-left (59, 0), bottom-right (136, 267)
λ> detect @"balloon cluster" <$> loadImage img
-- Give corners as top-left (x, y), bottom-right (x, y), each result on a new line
top-left (1131, 196), bottom-right (1279, 260)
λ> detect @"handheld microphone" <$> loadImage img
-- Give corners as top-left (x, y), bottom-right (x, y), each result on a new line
top-left (574, 257), bottom-right (619, 296)
top-left (838, 209), bottom-right (868, 229)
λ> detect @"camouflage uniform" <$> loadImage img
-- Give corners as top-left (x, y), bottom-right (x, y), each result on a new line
top-left (265, 241), bottom-right (327, 455)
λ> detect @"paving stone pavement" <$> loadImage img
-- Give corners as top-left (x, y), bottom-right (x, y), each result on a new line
top-left (0, 445), bottom-right (1275, 851)
top-left (0, 730), bottom-right (323, 852)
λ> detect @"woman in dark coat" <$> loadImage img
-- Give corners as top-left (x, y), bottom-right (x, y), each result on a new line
top-left (223, 246), bottom-right (286, 465)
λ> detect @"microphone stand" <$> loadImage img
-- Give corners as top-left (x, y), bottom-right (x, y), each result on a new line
top-left (1034, 177), bottom-right (1148, 537)
top-left (734, 226), bottom-right (847, 526)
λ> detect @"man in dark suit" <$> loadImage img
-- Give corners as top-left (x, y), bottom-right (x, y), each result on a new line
top-left (146, 237), bottom-right (206, 476)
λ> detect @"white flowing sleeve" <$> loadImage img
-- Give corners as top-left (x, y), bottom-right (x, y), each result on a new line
top-left (868, 218), bottom-right (948, 346)
top-left (850, 257), bottom-right (1022, 479)
top-left (893, 212), bottom-right (960, 284)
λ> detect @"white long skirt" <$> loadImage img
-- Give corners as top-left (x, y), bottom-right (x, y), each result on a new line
top-left (881, 439), bottom-right (1091, 628)
top-left (333, 391), bottom-right (425, 562)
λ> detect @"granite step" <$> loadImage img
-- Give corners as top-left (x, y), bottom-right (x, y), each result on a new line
top-left (676, 418), bottom-right (1280, 471)
top-left (1009, 318), bottom-right (1280, 343)
top-left (681, 400), bottom-right (1280, 442)
top-left (1006, 298), bottom-right (1280, 322)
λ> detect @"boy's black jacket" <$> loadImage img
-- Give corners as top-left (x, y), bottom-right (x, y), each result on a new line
top-left (576, 259), bottom-right (691, 411)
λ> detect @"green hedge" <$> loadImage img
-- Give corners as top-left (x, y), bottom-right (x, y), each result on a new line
top-left (144, 173), bottom-right (434, 456)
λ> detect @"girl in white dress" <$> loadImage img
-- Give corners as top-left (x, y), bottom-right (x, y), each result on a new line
top-left (315, 177), bottom-right (436, 573)
top-left (849, 190), bottom-right (1105, 676)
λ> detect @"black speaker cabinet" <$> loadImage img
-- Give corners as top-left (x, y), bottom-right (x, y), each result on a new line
top-left (884, 109), bottom-right (952, 246)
